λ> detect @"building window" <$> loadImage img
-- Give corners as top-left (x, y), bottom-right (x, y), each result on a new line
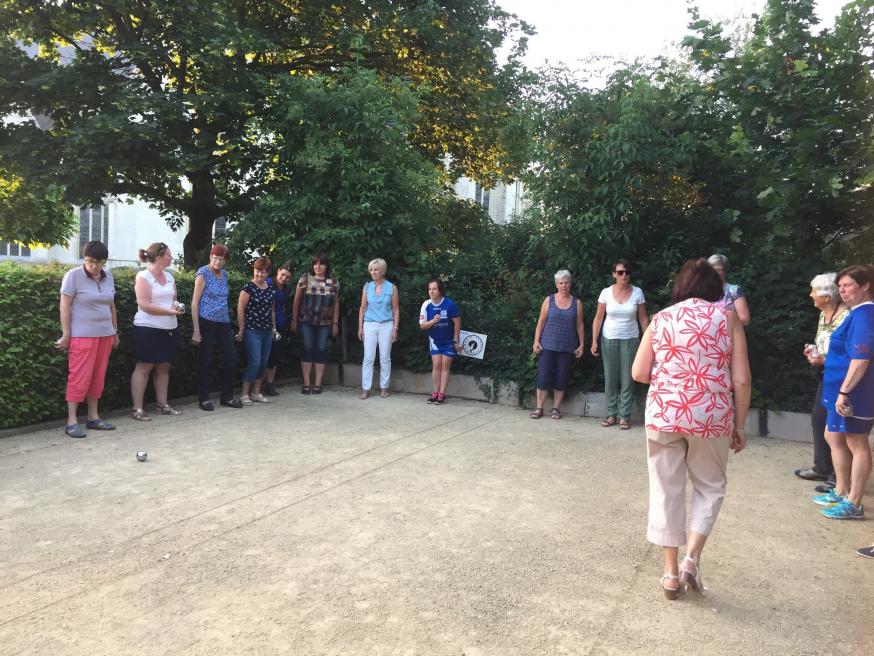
top-left (213, 216), bottom-right (227, 237)
top-left (1, 241), bottom-right (31, 257)
top-left (474, 184), bottom-right (490, 211)
top-left (79, 205), bottom-right (109, 251)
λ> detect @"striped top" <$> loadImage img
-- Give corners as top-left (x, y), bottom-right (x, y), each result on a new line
top-left (297, 274), bottom-right (339, 326)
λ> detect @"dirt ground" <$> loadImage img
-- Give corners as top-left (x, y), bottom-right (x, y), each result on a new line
top-left (1, 388), bottom-right (872, 656)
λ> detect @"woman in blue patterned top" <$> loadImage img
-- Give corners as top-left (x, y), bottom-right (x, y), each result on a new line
top-left (291, 253), bottom-right (340, 395)
top-left (236, 257), bottom-right (278, 405)
top-left (192, 244), bottom-right (242, 411)
top-left (708, 254), bottom-right (750, 326)
top-left (531, 269), bottom-right (585, 419)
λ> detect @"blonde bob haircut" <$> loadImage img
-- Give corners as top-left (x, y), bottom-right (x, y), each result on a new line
top-left (368, 258), bottom-right (388, 275)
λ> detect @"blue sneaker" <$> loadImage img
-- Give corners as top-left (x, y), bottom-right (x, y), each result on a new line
top-left (812, 490), bottom-right (844, 506)
top-left (822, 499), bottom-right (864, 520)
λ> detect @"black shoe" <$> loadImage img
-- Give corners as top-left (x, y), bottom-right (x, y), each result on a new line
top-left (199, 401), bottom-right (215, 412)
top-left (815, 483), bottom-right (836, 494)
top-left (426, 393), bottom-right (438, 404)
top-left (264, 382), bottom-right (279, 397)
top-left (220, 398), bottom-right (243, 409)
top-left (795, 467), bottom-right (829, 481)
top-left (857, 544), bottom-right (874, 559)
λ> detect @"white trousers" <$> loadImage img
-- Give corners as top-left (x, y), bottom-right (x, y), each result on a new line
top-left (362, 321), bottom-right (393, 391)
top-left (646, 428), bottom-right (730, 548)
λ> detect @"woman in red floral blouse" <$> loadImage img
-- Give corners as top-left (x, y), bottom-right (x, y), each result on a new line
top-left (632, 259), bottom-right (751, 600)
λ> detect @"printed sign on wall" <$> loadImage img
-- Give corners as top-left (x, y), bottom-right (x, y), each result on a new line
top-left (459, 330), bottom-right (487, 359)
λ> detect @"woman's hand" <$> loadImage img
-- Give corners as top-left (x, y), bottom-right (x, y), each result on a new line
top-left (532, 341), bottom-right (543, 355)
top-left (191, 330), bottom-right (202, 345)
top-left (290, 319), bottom-right (298, 333)
top-left (235, 329), bottom-right (244, 343)
top-left (573, 345), bottom-right (584, 359)
top-left (392, 328), bottom-right (398, 343)
top-left (332, 323), bottom-right (339, 337)
top-left (358, 326), bottom-right (364, 341)
top-left (454, 341), bottom-right (463, 354)
top-left (590, 342), bottom-right (599, 356)
top-left (55, 334), bottom-right (70, 350)
top-left (836, 394), bottom-right (854, 417)
top-left (112, 334), bottom-right (120, 350)
top-left (730, 428), bottom-right (746, 453)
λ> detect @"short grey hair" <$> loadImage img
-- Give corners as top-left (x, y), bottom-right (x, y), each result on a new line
top-left (810, 272), bottom-right (838, 299)
top-left (554, 269), bottom-right (572, 283)
top-left (368, 258), bottom-right (387, 275)
top-left (708, 254), bottom-right (728, 268)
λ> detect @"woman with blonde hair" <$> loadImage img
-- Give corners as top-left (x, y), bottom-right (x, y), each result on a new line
top-left (358, 258), bottom-right (400, 399)
top-left (130, 242), bottom-right (185, 421)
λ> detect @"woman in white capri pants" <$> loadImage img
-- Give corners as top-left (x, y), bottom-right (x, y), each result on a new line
top-left (632, 258), bottom-right (751, 600)
top-left (358, 258), bottom-right (400, 398)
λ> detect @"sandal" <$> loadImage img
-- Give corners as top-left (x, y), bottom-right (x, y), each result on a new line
top-left (679, 556), bottom-right (704, 594)
top-left (601, 416), bottom-right (617, 427)
top-left (131, 409), bottom-right (151, 422)
top-left (301, 385), bottom-right (311, 395)
top-left (65, 424), bottom-right (86, 438)
top-left (529, 408), bottom-right (544, 419)
top-left (157, 403), bottom-right (183, 416)
top-left (660, 574), bottom-right (681, 601)
top-left (311, 385), bottom-right (322, 395)
top-left (619, 419), bottom-right (631, 430)
top-left (551, 408), bottom-right (562, 420)
top-left (359, 390), bottom-right (370, 400)
top-left (380, 389), bottom-right (390, 398)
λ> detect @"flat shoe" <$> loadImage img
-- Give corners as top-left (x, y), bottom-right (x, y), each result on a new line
top-left (157, 403), bottom-right (183, 416)
top-left (220, 399), bottom-right (243, 409)
top-left (85, 419), bottom-right (115, 430)
top-left (65, 424), bottom-right (86, 438)
top-left (795, 467), bottom-right (829, 481)
top-left (199, 401), bottom-right (215, 411)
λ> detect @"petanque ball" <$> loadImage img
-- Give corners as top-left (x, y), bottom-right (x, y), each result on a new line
top-left (136, 451), bottom-right (148, 462)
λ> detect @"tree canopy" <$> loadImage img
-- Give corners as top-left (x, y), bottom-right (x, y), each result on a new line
top-left (0, 0), bottom-right (532, 263)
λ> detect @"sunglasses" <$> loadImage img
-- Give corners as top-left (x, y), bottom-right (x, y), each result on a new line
top-left (614, 270), bottom-right (631, 276)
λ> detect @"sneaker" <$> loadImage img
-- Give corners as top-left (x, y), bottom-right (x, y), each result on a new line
top-left (812, 490), bottom-right (844, 506)
top-left (435, 393), bottom-right (446, 404)
top-left (426, 393), bottom-right (439, 404)
top-left (822, 499), bottom-right (864, 520)
top-left (857, 544), bottom-right (874, 558)
top-left (795, 467), bottom-right (829, 481)
top-left (240, 395), bottom-right (253, 406)
top-left (250, 393), bottom-right (271, 403)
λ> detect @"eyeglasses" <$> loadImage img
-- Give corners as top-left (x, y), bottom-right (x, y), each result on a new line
top-left (614, 270), bottom-right (631, 276)
top-left (84, 258), bottom-right (106, 265)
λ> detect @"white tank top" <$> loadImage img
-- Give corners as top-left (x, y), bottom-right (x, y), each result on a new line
top-left (133, 269), bottom-right (178, 329)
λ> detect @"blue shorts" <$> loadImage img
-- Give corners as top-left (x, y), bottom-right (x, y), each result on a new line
top-left (429, 339), bottom-right (457, 358)
top-left (825, 408), bottom-right (874, 435)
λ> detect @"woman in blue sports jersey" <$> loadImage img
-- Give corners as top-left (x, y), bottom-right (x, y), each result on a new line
top-left (419, 278), bottom-right (462, 404)
top-left (814, 264), bottom-right (874, 521)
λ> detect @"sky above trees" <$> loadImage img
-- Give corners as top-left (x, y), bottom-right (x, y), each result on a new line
top-left (497, 0), bottom-right (847, 73)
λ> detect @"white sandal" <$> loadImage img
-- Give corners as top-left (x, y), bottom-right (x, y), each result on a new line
top-left (679, 556), bottom-right (704, 594)
top-left (660, 573), bottom-right (681, 600)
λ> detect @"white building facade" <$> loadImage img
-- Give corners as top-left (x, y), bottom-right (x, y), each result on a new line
top-left (451, 177), bottom-right (527, 225)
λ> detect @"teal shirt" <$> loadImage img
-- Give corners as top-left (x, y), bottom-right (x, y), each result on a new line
top-left (363, 280), bottom-right (394, 323)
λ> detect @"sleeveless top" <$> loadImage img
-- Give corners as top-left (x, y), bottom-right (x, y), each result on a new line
top-left (540, 294), bottom-right (579, 353)
top-left (363, 280), bottom-right (395, 323)
top-left (645, 298), bottom-right (734, 437)
top-left (196, 265), bottom-right (230, 323)
top-left (133, 269), bottom-right (177, 330)
top-left (814, 306), bottom-right (849, 356)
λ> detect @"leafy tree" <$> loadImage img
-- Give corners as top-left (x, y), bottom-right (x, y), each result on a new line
top-left (0, 0), bottom-right (531, 264)
top-left (0, 166), bottom-right (76, 246)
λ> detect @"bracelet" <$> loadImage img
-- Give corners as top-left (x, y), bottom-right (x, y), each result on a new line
top-left (839, 390), bottom-right (852, 395)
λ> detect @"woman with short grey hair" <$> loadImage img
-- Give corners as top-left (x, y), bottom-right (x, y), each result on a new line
top-left (531, 269), bottom-right (585, 419)
top-left (795, 273), bottom-right (849, 485)
top-left (707, 254), bottom-right (750, 325)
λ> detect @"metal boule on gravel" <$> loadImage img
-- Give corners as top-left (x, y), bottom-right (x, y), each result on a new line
top-left (136, 451), bottom-right (148, 462)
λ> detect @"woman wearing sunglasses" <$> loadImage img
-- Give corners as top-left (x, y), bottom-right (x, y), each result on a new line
top-left (591, 259), bottom-right (649, 430)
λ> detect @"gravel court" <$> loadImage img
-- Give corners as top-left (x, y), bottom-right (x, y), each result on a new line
top-left (0, 388), bottom-right (872, 655)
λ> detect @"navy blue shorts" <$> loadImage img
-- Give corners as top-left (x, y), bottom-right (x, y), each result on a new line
top-left (132, 325), bottom-right (178, 363)
top-left (536, 350), bottom-right (574, 391)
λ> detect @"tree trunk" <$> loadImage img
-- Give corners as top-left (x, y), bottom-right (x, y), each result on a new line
top-left (182, 171), bottom-right (221, 269)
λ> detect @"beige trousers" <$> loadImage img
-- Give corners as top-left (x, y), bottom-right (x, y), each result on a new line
top-left (646, 428), bottom-right (731, 548)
